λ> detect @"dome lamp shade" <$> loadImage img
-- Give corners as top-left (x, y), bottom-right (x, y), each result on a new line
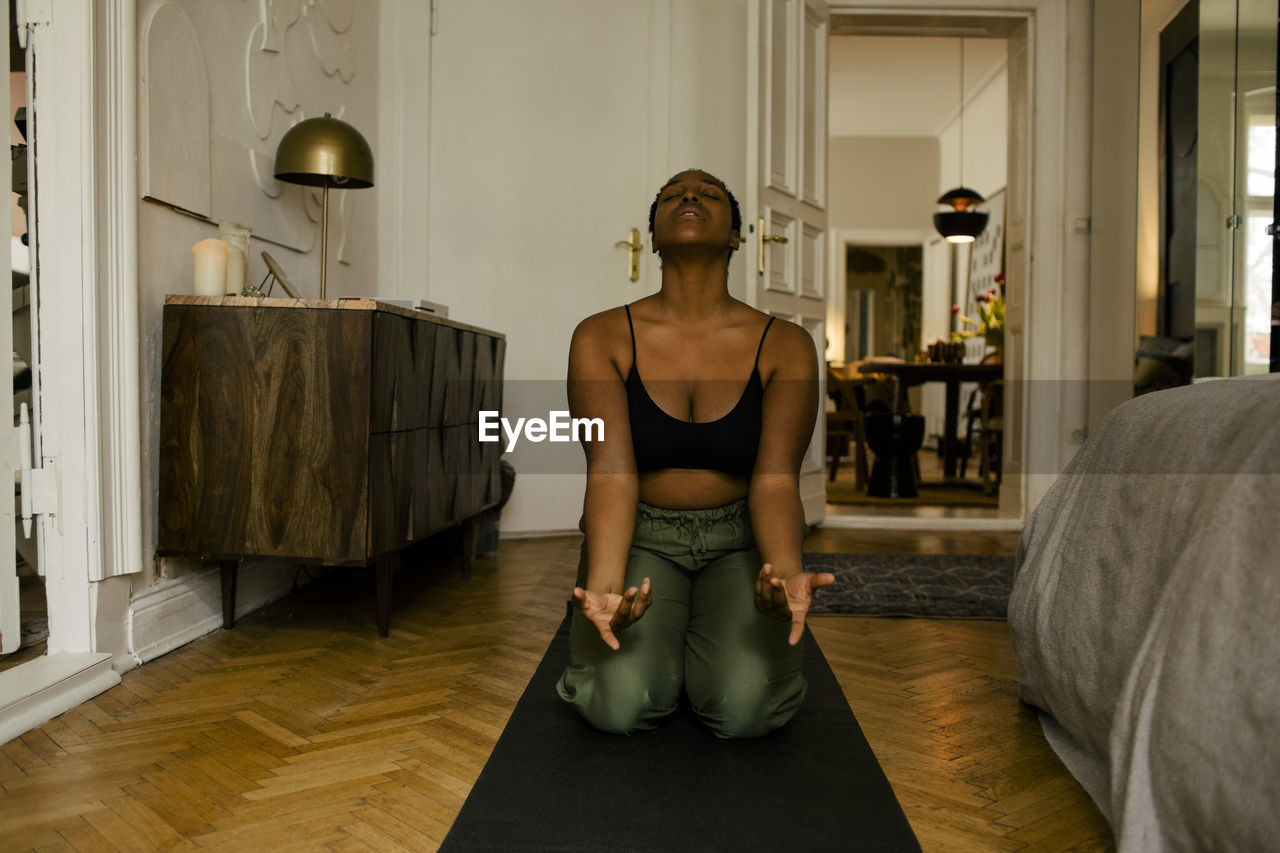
top-left (274, 113), bottom-right (374, 188)
top-left (933, 210), bottom-right (990, 244)
top-left (934, 186), bottom-right (989, 244)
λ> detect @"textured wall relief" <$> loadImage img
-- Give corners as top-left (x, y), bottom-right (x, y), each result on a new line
top-left (319, 0), bottom-right (355, 35)
top-left (141, 0), bottom-right (369, 266)
top-left (246, 2), bottom-right (302, 148)
top-left (306, 2), bottom-right (356, 83)
top-left (139, 3), bottom-right (211, 217)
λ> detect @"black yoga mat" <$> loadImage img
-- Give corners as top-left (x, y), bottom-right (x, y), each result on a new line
top-left (441, 612), bottom-right (920, 852)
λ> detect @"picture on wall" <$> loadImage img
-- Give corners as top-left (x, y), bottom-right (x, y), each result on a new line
top-left (966, 187), bottom-right (1006, 314)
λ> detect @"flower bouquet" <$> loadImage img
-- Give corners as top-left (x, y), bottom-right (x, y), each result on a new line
top-left (951, 273), bottom-right (1005, 355)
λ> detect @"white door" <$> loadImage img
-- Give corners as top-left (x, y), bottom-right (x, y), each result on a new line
top-left (0, 2), bottom-right (17, 654)
top-left (751, 0), bottom-right (829, 524)
top-left (426, 0), bottom-right (663, 533)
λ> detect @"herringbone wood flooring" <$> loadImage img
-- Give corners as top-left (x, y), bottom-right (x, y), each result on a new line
top-left (0, 530), bottom-right (1113, 851)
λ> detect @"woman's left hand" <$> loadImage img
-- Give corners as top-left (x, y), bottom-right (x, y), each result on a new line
top-left (754, 563), bottom-right (836, 646)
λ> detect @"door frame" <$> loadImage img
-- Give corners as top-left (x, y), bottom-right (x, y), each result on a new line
top-left (825, 227), bottom-right (936, 366)
top-left (25, 0), bottom-right (140, 648)
top-left (818, 0), bottom-right (1093, 525)
top-left (0, 1), bottom-right (133, 743)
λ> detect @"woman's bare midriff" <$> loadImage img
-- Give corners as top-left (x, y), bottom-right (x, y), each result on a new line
top-left (638, 468), bottom-right (749, 510)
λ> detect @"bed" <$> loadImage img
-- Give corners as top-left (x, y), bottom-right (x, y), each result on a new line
top-left (1009, 374), bottom-right (1280, 851)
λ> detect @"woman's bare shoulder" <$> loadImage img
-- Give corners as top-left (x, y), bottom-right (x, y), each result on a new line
top-left (761, 314), bottom-right (813, 348)
top-left (759, 316), bottom-right (818, 378)
top-left (573, 305), bottom-right (631, 344)
top-left (570, 306), bottom-right (634, 372)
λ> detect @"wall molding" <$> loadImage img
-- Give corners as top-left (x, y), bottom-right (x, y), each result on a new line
top-left (94, 0), bottom-right (143, 581)
top-left (822, 513), bottom-right (1024, 531)
top-left (0, 653), bottom-right (118, 746)
top-left (825, 226), bottom-right (936, 365)
top-left (128, 562), bottom-right (304, 665)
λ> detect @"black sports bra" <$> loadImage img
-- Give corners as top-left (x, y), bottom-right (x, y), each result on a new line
top-left (624, 304), bottom-right (774, 475)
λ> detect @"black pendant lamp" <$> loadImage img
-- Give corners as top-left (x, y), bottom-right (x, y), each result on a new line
top-left (934, 39), bottom-right (988, 244)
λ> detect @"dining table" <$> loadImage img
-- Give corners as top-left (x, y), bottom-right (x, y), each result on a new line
top-left (856, 360), bottom-right (1003, 480)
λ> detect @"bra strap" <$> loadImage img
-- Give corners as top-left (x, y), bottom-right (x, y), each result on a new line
top-left (624, 304), bottom-right (637, 365)
top-left (753, 316), bottom-right (776, 369)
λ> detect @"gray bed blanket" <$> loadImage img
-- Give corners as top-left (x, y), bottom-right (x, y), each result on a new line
top-left (1009, 374), bottom-right (1280, 852)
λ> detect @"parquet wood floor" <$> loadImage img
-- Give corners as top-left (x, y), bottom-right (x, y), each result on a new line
top-left (0, 528), bottom-right (1113, 852)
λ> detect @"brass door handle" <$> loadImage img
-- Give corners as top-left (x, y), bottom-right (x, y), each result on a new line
top-left (757, 217), bottom-right (789, 275)
top-left (615, 228), bottom-right (643, 282)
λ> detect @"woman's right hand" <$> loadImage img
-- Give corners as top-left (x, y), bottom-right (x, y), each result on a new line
top-left (571, 578), bottom-right (652, 651)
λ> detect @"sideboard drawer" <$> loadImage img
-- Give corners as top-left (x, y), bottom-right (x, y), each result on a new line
top-left (159, 304), bottom-right (372, 563)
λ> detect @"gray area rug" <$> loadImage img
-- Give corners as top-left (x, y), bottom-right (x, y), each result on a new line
top-left (802, 553), bottom-right (1016, 619)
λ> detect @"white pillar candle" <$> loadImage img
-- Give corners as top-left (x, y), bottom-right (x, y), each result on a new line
top-left (192, 238), bottom-right (230, 296)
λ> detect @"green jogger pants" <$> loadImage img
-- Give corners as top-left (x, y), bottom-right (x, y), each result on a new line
top-left (555, 499), bottom-right (807, 738)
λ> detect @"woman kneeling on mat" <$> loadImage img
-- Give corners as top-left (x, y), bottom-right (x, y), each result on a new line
top-left (555, 169), bottom-right (834, 738)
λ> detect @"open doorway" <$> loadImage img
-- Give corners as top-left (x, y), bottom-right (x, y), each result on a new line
top-left (823, 14), bottom-right (1022, 523)
top-left (825, 236), bottom-right (1001, 513)
top-left (0, 0), bottom-right (43, 671)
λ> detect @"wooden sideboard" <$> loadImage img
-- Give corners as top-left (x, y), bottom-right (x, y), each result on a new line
top-left (157, 295), bottom-right (505, 636)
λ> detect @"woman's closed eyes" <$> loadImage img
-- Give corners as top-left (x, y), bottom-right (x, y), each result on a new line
top-left (662, 183), bottom-right (721, 202)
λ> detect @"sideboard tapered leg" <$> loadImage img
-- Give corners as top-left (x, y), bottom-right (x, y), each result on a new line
top-left (375, 554), bottom-right (398, 638)
top-left (220, 560), bottom-right (238, 629)
top-left (459, 516), bottom-right (481, 577)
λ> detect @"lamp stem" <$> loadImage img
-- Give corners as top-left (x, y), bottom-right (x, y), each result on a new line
top-left (320, 184), bottom-right (330, 299)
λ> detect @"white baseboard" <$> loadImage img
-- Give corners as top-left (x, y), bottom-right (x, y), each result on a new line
top-left (0, 652), bottom-right (119, 745)
top-left (802, 483), bottom-right (828, 526)
top-left (128, 562), bottom-right (303, 664)
top-left (499, 528), bottom-right (580, 540)
top-left (818, 513), bottom-right (1024, 532)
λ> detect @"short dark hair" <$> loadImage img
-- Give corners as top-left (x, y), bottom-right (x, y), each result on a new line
top-left (648, 171), bottom-right (743, 256)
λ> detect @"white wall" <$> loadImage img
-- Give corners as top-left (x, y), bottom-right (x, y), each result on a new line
top-left (376, 0), bottom-right (431, 304)
top-left (937, 64), bottom-right (1008, 199)
top-left (421, 1), bottom-right (752, 536)
top-left (422, 1), bottom-right (659, 536)
top-left (1089, 0), bottom-right (1140, 432)
top-left (828, 136), bottom-right (939, 231)
top-left (668, 0), bottom-right (751, 304)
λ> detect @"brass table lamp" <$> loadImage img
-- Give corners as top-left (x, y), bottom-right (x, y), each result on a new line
top-left (274, 112), bottom-right (374, 298)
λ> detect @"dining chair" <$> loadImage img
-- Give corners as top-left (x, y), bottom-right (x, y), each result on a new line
top-left (977, 380), bottom-right (1004, 494)
top-left (825, 366), bottom-right (871, 490)
top-left (959, 386), bottom-right (982, 478)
